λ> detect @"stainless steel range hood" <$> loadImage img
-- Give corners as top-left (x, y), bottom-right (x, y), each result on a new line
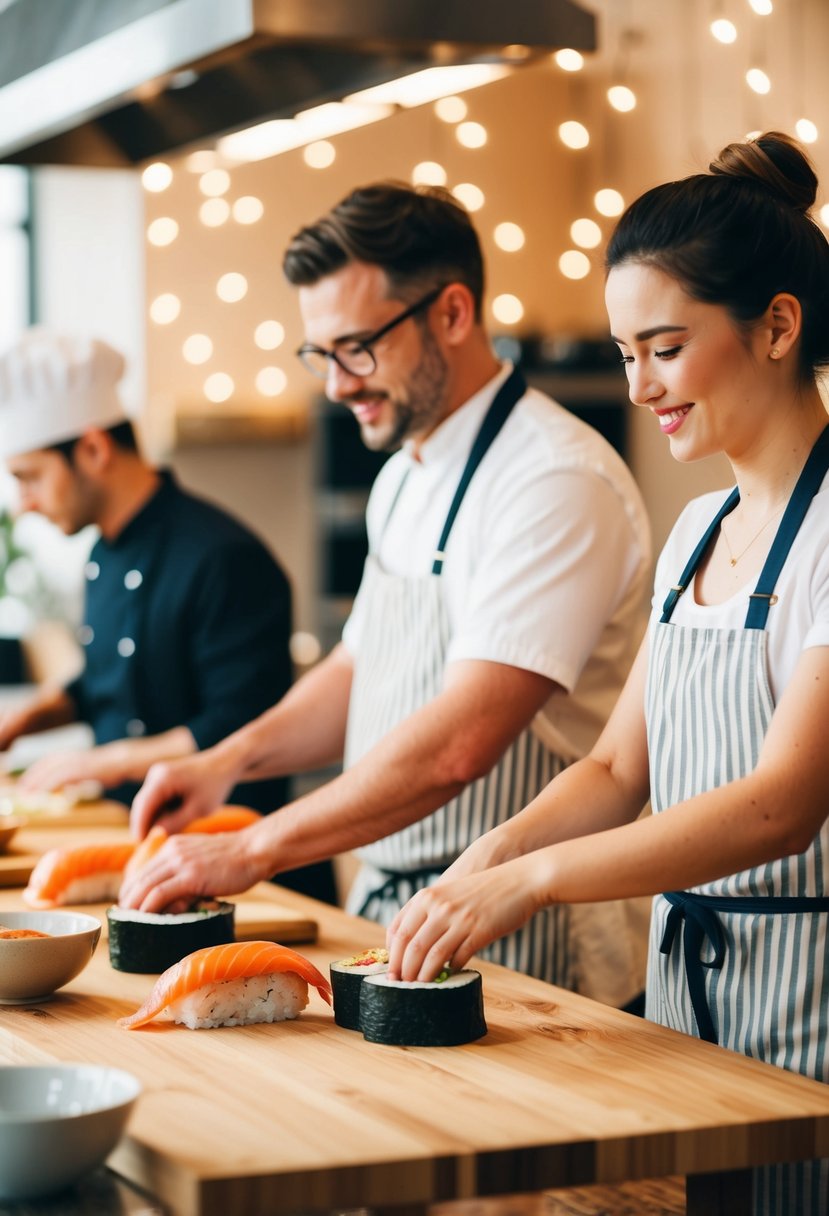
top-left (0, 0), bottom-right (596, 166)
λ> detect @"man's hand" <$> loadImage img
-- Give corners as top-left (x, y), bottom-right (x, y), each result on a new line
top-left (130, 749), bottom-right (239, 839)
top-left (18, 744), bottom-right (127, 794)
top-left (117, 826), bottom-right (267, 913)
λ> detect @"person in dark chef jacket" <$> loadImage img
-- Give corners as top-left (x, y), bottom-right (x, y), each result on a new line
top-left (386, 133), bottom-right (829, 1215)
top-left (0, 329), bottom-right (336, 903)
top-left (122, 183), bottom-right (652, 1006)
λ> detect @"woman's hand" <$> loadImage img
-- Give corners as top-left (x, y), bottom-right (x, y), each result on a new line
top-left (117, 826), bottom-right (268, 913)
top-left (386, 854), bottom-right (549, 982)
top-left (436, 828), bottom-right (515, 883)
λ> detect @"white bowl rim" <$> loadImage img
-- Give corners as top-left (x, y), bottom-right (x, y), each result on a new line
top-left (0, 910), bottom-right (102, 938)
top-left (0, 1063), bottom-right (141, 1123)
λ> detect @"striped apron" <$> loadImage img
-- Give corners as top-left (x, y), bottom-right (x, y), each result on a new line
top-left (645, 425), bottom-right (829, 1215)
top-left (344, 368), bottom-right (575, 987)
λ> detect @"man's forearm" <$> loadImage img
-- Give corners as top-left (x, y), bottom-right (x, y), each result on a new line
top-left (0, 687), bottom-right (77, 745)
top-left (246, 660), bottom-right (556, 874)
top-left (213, 644), bottom-right (354, 783)
top-left (105, 726), bottom-right (197, 783)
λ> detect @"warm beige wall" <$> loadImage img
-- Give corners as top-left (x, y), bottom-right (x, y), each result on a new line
top-left (29, 0), bottom-right (829, 624)
top-left (143, 61), bottom-right (609, 430)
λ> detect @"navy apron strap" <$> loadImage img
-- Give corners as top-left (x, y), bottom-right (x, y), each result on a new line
top-left (660, 488), bottom-right (740, 622)
top-left (744, 422), bottom-right (829, 629)
top-left (355, 864), bottom-right (446, 919)
top-left (661, 422), bottom-right (829, 626)
top-left (375, 367), bottom-right (527, 570)
top-left (433, 367), bottom-right (526, 575)
top-left (660, 889), bottom-right (829, 1044)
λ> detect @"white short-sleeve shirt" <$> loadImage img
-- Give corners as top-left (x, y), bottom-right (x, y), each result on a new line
top-left (343, 363), bottom-right (652, 762)
top-left (651, 470), bottom-right (829, 701)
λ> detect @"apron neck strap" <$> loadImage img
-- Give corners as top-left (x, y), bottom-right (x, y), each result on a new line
top-left (432, 366), bottom-right (526, 574)
top-left (375, 366), bottom-right (527, 572)
top-left (745, 421), bottom-right (829, 628)
top-left (660, 488), bottom-right (740, 622)
top-left (660, 423), bottom-right (829, 627)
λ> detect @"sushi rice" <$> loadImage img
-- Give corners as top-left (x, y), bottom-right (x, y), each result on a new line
top-left (158, 971), bottom-right (309, 1029)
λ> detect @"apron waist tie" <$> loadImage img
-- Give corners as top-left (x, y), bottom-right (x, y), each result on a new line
top-left (356, 864), bottom-right (448, 919)
top-left (660, 890), bottom-right (829, 1044)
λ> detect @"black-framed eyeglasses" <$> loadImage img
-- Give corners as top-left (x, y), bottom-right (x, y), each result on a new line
top-left (295, 284), bottom-right (445, 379)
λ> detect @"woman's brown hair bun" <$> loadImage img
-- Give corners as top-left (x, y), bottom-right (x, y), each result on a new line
top-left (710, 131), bottom-right (817, 214)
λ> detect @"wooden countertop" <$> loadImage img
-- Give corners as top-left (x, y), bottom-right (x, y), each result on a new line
top-left (1, 829), bottom-right (828, 1216)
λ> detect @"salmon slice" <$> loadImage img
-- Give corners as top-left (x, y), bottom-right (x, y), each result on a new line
top-left (183, 806), bottom-right (260, 834)
top-left (121, 823), bottom-right (168, 884)
top-left (119, 940), bottom-right (333, 1028)
top-left (23, 843), bottom-right (137, 908)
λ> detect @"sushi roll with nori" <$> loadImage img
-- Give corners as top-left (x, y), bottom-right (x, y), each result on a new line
top-left (359, 969), bottom-right (487, 1046)
top-left (329, 947), bottom-right (389, 1030)
top-left (107, 900), bottom-right (235, 973)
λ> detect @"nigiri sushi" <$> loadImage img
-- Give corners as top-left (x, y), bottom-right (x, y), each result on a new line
top-left (23, 843), bottom-right (136, 909)
top-left (119, 940), bottom-right (333, 1029)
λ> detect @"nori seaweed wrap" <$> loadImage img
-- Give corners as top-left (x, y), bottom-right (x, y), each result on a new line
top-left (107, 901), bottom-right (235, 973)
top-left (360, 970), bottom-right (487, 1046)
top-left (330, 947), bottom-right (389, 1030)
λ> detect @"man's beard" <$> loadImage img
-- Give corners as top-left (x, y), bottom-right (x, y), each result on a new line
top-left (360, 330), bottom-right (450, 453)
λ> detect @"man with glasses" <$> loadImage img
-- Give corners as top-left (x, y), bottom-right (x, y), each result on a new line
top-left (125, 183), bottom-right (651, 1008)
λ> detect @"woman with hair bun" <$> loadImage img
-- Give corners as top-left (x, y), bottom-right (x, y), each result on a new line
top-left (387, 131), bottom-right (829, 1214)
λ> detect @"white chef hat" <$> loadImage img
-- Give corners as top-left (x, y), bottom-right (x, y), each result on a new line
top-left (0, 329), bottom-right (129, 460)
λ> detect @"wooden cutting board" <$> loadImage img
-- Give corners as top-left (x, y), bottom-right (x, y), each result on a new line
top-left (0, 847), bottom-right (40, 887)
top-left (0, 799), bottom-right (129, 827)
top-left (0, 823), bottom-right (135, 888)
top-left (0, 885), bottom-right (318, 944)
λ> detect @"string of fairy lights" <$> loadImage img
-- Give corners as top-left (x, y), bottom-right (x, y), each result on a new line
top-left (141, 0), bottom-right (826, 408)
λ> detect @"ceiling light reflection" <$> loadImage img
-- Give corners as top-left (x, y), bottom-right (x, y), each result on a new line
top-left (452, 183), bottom-right (485, 211)
top-left (558, 121), bottom-right (590, 149)
top-left (492, 294), bottom-right (524, 324)
top-left (141, 162), bottom-right (172, 192)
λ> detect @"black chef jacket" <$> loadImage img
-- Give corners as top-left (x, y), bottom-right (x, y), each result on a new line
top-left (64, 470), bottom-right (336, 904)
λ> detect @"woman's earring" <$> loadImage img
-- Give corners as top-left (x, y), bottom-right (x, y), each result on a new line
top-left (770, 348), bottom-right (780, 358)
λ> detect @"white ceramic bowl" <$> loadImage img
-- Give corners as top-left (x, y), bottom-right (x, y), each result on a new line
top-left (0, 1064), bottom-right (141, 1200)
top-left (0, 910), bottom-right (101, 1003)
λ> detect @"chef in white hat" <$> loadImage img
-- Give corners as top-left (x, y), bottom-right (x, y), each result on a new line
top-left (0, 329), bottom-right (336, 901)
top-left (0, 330), bottom-right (128, 462)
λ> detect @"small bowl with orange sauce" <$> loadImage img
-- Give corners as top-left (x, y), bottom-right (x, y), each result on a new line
top-left (0, 910), bottom-right (101, 1003)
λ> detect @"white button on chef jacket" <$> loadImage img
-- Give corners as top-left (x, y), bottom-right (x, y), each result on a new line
top-left (117, 637), bottom-right (136, 657)
top-left (126, 718), bottom-right (146, 736)
top-left (84, 561), bottom-right (100, 580)
top-left (77, 625), bottom-right (94, 645)
top-left (124, 569), bottom-right (143, 590)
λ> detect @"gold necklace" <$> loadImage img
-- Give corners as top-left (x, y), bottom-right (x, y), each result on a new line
top-left (720, 506), bottom-right (784, 567)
